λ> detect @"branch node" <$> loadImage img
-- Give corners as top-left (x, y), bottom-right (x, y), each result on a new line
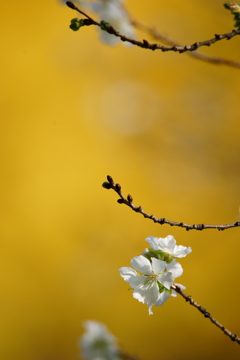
top-left (151, 44), bottom-right (158, 51)
top-left (204, 311), bottom-right (210, 318)
top-left (231, 334), bottom-right (238, 341)
top-left (143, 39), bottom-right (149, 47)
top-left (192, 42), bottom-right (198, 50)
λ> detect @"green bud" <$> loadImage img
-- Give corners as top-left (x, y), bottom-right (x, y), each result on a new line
top-left (145, 248), bottom-right (173, 262)
top-left (70, 18), bottom-right (85, 31)
top-left (224, 2), bottom-right (232, 9)
top-left (224, 3), bottom-right (240, 27)
top-left (143, 252), bottom-right (153, 262)
top-left (155, 250), bottom-right (167, 261)
top-left (157, 282), bottom-right (165, 293)
top-left (165, 255), bottom-right (174, 264)
top-left (149, 249), bottom-right (164, 260)
top-left (100, 20), bottom-right (111, 31)
top-left (165, 288), bottom-right (171, 295)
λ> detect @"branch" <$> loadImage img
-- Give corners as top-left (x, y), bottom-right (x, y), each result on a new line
top-left (102, 176), bottom-right (240, 231)
top-left (171, 284), bottom-right (240, 344)
top-left (120, 353), bottom-right (139, 360)
top-left (130, 18), bottom-right (240, 69)
top-left (66, 2), bottom-right (240, 54)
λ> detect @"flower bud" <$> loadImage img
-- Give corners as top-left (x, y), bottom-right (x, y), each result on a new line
top-left (100, 20), bottom-right (111, 31)
top-left (102, 182), bottom-right (111, 189)
top-left (115, 183), bottom-right (121, 192)
top-left (117, 199), bottom-right (124, 204)
top-left (107, 175), bottom-right (114, 185)
top-left (127, 194), bottom-right (133, 203)
top-left (70, 18), bottom-right (85, 31)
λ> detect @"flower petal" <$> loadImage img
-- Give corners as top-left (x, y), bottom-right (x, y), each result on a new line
top-left (128, 275), bottom-right (146, 290)
top-left (151, 257), bottom-right (167, 274)
top-left (133, 281), bottom-right (159, 315)
top-left (132, 290), bottom-right (144, 304)
top-left (157, 272), bottom-right (174, 289)
top-left (145, 236), bottom-right (160, 250)
top-left (158, 235), bottom-right (176, 253)
top-left (131, 255), bottom-right (152, 274)
top-left (172, 245), bottom-right (192, 258)
top-left (119, 267), bottom-right (138, 281)
top-left (155, 291), bottom-right (171, 306)
top-left (166, 261), bottom-right (183, 278)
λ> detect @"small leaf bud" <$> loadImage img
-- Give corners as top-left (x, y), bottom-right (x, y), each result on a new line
top-left (102, 182), bottom-right (111, 189)
top-left (115, 183), bottom-right (121, 192)
top-left (127, 194), bottom-right (133, 203)
top-left (107, 175), bottom-right (114, 185)
top-left (117, 199), bottom-right (124, 204)
top-left (66, 1), bottom-right (76, 10)
top-left (100, 20), bottom-right (111, 31)
top-left (70, 18), bottom-right (85, 31)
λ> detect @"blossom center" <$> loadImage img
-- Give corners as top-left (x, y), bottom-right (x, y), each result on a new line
top-left (143, 272), bottom-right (159, 287)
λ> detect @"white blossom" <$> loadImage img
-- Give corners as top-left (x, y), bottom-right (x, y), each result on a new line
top-left (80, 320), bottom-right (120, 360)
top-left (89, 0), bottom-right (135, 45)
top-left (119, 255), bottom-right (183, 315)
top-left (145, 235), bottom-right (192, 258)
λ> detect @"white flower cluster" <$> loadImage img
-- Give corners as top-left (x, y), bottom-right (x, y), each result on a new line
top-left (119, 235), bottom-right (192, 315)
top-left (80, 320), bottom-right (120, 360)
top-left (63, 0), bottom-right (134, 45)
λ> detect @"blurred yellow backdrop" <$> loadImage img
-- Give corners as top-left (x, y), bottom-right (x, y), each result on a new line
top-left (1, 0), bottom-right (240, 359)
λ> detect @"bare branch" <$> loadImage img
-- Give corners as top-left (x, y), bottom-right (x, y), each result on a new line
top-left (66, 2), bottom-right (240, 54)
top-left (172, 284), bottom-right (240, 344)
top-left (102, 176), bottom-right (240, 231)
top-left (131, 18), bottom-right (240, 69)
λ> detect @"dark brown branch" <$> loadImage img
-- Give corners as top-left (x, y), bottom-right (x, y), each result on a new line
top-left (131, 18), bottom-right (240, 69)
top-left (102, 176), bottom-right (240, 231)
top-left (171, 284), bottom-right (240, 344)
top-left (66, 2), bottom-right (240, 54)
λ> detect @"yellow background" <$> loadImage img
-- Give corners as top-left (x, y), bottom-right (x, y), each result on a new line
top-left (1, 0), bottom-right (240, 359)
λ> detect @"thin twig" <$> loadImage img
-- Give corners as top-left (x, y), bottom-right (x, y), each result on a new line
top-left (102, 176), bottom-right (240, 231)
top-left (120, 353), bottom-right (139, 360)
top-left (171, 284), bottom-right (240, 344)
top-left (131, 18), bottom-right (240, 68)
top-left (66, 1), bottom-right (240, 54)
